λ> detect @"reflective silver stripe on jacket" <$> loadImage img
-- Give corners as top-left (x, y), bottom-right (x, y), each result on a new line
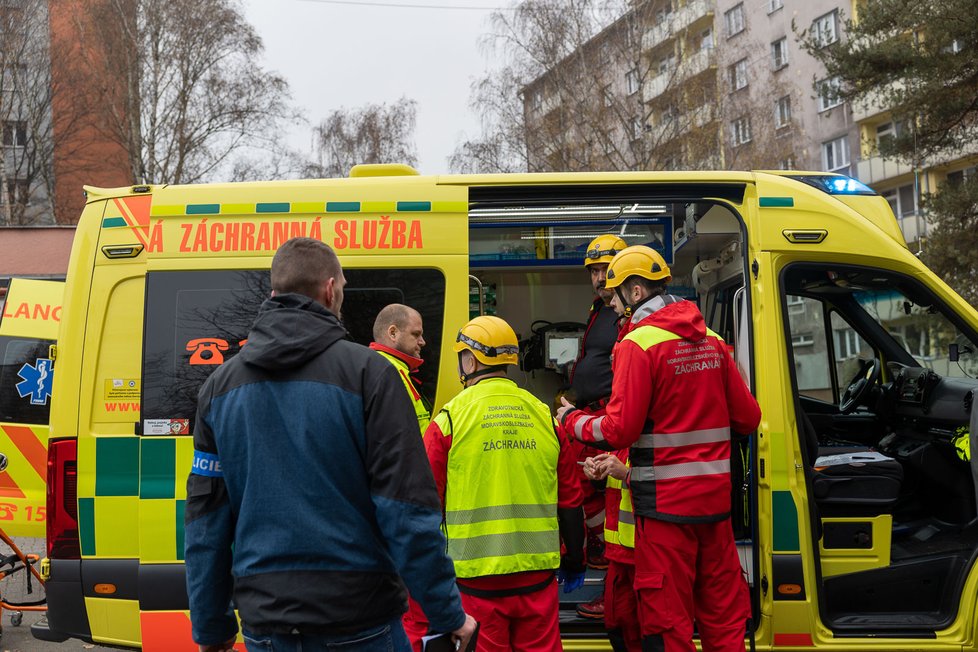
top-left (619, 506), bottom-right (635, 525)
top-left (633, 427), bottom-right (729, 449)
top-left (630, 459), bottom-right (730, 482)
top-left (574, 414), bottom-right (606, 442)
top-left (446, 502), bottom-right (555, 526)
top-left (449, 530), bottom-right (560, 562)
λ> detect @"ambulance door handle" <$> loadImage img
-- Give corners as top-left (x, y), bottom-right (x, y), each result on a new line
top-left (0, 453), bottom-right (7, 472)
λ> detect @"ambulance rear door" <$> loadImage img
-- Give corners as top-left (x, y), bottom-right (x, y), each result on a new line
top-left (0, 278), bottom-right (64, 537)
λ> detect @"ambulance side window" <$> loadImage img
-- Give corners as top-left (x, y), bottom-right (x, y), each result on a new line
top-left (785, 294), bottom-right (871, 403)
top-left (0, 336), bottom-right (54, 424)
top-left (141, 268), bottom-right (445, 434)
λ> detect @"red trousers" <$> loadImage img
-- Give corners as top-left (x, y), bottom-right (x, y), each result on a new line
top-left (402, 596), bottom-right (426, 652)
top-left (459, 580), bottom-right (561, 652)
top-left (604, 559), bottom-right (641, 652)
top-left (634, 517), bottom-right (750, 652)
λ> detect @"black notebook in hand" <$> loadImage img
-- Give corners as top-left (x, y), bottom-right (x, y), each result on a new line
top-left (421, 622), bottom-right (480, 652)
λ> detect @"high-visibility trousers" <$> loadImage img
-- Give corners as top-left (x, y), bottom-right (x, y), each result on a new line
top-left (634, 517), bottom-right (750, 652)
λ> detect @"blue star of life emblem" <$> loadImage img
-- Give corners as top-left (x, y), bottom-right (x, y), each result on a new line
top-left (16, 358), bottom-right (53, 406)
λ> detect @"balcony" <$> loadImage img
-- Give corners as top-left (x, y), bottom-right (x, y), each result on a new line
top-left (643, 48), bottom-right (716, 101)
top-left (896, 211), bottom-right (928, 244)
top-left (642, 0), bottom-right (714, 50)
top-left (856, 155), bottom-right (913, 185)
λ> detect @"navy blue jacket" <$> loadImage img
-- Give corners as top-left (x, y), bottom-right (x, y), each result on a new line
top-left (185, 293), bottom-right (464, 644)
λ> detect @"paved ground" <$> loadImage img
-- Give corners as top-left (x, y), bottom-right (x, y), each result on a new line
top-left (0, 612), bottom-right (112, 652)
top-left (2, 537), bottom-right (111, 651)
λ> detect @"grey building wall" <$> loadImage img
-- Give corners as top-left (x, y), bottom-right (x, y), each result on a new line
top-left (713, 0), bottom-right (859, 174)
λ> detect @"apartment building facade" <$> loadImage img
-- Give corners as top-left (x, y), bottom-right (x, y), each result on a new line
top-left (714, 0), bottom-right (858, 174)
top-left (0, 0), bottom-right (54, 226)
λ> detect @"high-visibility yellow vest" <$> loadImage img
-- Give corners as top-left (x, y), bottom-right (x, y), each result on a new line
top-left (375, 349), bottom-right (431, 434)
top-left (606, 461), bottom-right (635, 549)
top-left (435, 377), bottom-right (561, 578)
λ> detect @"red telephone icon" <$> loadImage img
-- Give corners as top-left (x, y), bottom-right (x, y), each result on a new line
top-left (186, 338), bottom-right (229, 365)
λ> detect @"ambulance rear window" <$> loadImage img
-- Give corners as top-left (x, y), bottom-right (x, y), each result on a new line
top-left (141, 268), bottom-right (445, 434)
top-left (0, 336), bottom-right (54, 425)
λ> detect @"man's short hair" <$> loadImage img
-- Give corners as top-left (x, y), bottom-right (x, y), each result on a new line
top-left (373, 303), bottom-right (416, 342)
top-left (626, 276), bottom-right (668, 298)
top-left (271, 237), bottom-right (341, 299)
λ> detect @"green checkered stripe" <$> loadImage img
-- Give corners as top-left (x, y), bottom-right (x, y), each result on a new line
top-left (79, 437), bottom-right (192, 562)
top-left (148, 200), bottom-right (465, 217)
top-left (102, 199), bottom-right (468, 228)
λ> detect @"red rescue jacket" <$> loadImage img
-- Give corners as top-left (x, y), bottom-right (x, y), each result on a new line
top-left (563, 295), bottom-right (761, 523)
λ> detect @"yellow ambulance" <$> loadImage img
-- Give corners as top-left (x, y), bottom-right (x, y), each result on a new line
top-left (0, 277), bottom-right (63, 538)
top-left (35, 167), bottom-right (978, 651)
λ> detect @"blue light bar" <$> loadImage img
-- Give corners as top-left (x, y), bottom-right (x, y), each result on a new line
top-left (786, 174), bottom-right (877, 196)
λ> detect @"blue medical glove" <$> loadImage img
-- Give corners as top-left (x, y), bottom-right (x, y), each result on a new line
top-left (557, 569), bottom-right (586, 593)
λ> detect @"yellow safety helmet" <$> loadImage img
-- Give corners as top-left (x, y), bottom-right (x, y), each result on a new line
top-left (584, 234), bottom-right (627, 267)
top-left (604, 245), bottom-right (672, 290)
top-left (453, 315), bottom-right (520, 367)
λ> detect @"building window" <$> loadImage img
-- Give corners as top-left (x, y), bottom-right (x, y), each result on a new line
top-left (656, 1), bottom-right (674, 23)
top-left (946, 166), bottom-right (977, 187)
top-left (775, 96), bottom-right (792, 128)
top-left (660, 105), bottom-right (678, 125)
top-left (768, 0), bottom-right (783, 12)
top-left (817, 76), bottom-right (843, 111)
top-left (631, 116), bottom-right (645, 140)
top-left (658, 53), bottom-right (676, 75)
top-left (792, 333), bottom-right (815, 347)
top-left (725, 3), bottom-right (745, 37)
top-left (882, 185), bottom-right (918, 219)
top-left (530, 90), bottom-right (542, 112)
top-left (700, 27), bottom-right (714, 51)
top-left (875, 121), bottom-right (897, 149)
top-left (771, 37), bottom-right (788, 69)
top-left (834, 327), bottom-right (862, 359)
top-left (731, 117), bottom-right (752, 145)
top-left (2, 179), bottom-right (28, 206)
top-left (2, 121), bottom-right (26, 148)
top-left (602, 85), bottom-right (613, 107)
top-left (822, 135), bottom-right (849, 172)
top-left (779, 156), bottom-right (796, 170)
top-left (626, 68), bottom-right (640, 95)
top-left (812, 10), bottom-right (839, 48)
top-left (729, 58), bottom-right (748, 90)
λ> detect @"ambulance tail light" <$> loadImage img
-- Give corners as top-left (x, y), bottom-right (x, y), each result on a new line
top-left (46, 438), bottom-right (80, 559)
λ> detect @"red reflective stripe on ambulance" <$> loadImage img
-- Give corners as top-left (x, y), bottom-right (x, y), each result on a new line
top-left (139, 611), bottom-right (246, 652)
top-left (773, 633), bottom-right (814, 646)
top-left (115, 195), bottom-right (154, 249)
top-left (0, 471), bottom-right (25, 498)
top-left (1, 425), bottom-right (47, 480)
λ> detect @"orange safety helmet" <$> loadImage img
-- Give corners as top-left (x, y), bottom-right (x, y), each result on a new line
top-left (583, 234), bottom-right (627, 267)
top-left (453, 315), bottom-right (520, 367)
top-left (604, 245), bottom-right (672, 289)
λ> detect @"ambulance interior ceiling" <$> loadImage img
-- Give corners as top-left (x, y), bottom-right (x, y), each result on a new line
top-left (465, 190), bottom-right (744, 396)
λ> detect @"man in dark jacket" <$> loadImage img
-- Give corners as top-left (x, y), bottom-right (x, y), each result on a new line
top-left (185, 237), bottom-right (476, 652)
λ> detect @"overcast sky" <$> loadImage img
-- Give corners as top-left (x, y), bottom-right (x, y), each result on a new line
top-left (240, 0), bottom-right (503, 175)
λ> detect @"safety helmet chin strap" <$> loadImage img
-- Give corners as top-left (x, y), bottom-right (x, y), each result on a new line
top-left (615, 286), bottom-right (633, 319)
top-left (458, 353), bottom-right (502, 386)
top-left (615, 285), bottom-right (656, 322)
